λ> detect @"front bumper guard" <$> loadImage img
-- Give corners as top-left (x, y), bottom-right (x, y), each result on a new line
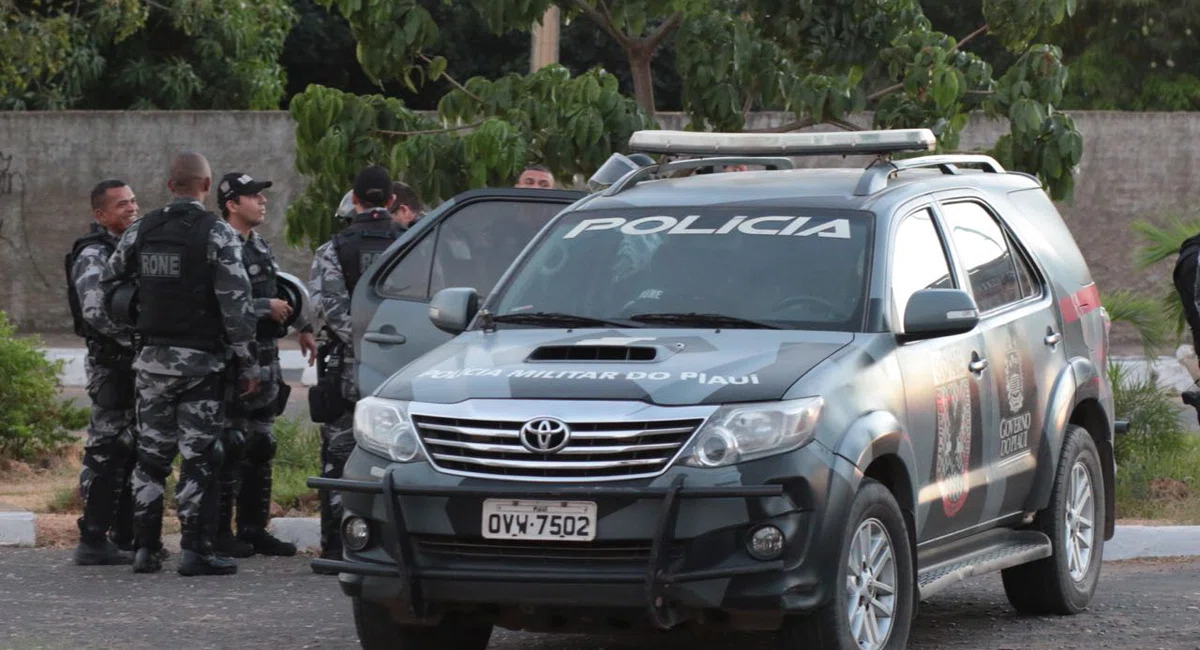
top-left (308, 473), bottom-right (786, 628)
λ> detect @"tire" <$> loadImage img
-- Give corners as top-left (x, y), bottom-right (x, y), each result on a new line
top-left (352, 597), bottom-right (493, 650)
top-left (1001, 424), bottom-right (1105, 616)
top-left (779, 479), bottom-right (915, 650)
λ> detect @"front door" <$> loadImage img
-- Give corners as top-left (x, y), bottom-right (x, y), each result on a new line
top-left (351, 188), bottom-right (585, 397)
top-left (888, 205), bottom-right (993, 544)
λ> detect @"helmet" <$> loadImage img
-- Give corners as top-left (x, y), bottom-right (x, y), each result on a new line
top-left (334, 190), bottom-right (356, 222)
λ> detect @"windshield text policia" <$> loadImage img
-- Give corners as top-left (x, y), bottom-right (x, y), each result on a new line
top-left (563, 215), bottom-right (852, 239)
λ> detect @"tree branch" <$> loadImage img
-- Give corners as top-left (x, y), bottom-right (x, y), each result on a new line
top-left (954, 24), bottom-right (990, 52)
top-left (746, 117), bottom-right (817, 133)
top-left (644, 12), bottom-right (684, 52)
top-left (830, 118), bottom-right (864, 132)
top-left (564, 0), bottom-right (630, 48)
top-left (418, 53), bottom-right (484, 104)
top-left (867, 83), bottom-right (904, 102)
top-left (374, 120), bottom-right (486, 137)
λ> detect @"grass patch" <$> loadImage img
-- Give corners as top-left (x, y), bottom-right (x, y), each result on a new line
top-left (1115, 436), bottom-right (1200, 523)
top-left (272, 415), bottom-right (322, 515)
top-left (1111, 361), bottom-right (1200, 523)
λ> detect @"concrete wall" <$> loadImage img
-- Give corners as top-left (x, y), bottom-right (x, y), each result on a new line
top-left (2, 109), bottom-right (1198, 346)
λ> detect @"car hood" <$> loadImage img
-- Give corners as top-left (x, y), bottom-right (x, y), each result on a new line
top-left (376, 328), bottom-right (854, 406)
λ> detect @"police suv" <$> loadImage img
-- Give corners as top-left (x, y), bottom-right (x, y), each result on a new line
top-left (314, 128), bottom-right (1117, 650)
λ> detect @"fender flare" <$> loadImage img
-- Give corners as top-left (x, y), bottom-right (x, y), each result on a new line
top-left (1023, 356), bottom-right (1112, 534)
top-left (832, 410), bottom-right (920, 528)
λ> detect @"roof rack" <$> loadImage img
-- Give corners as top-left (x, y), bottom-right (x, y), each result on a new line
top-left (853, 154), bottom-right (1006, 196)
top-left (627, 128), bottom-right (937, 157)
top-left (604, 156), bottom-right (795, 195)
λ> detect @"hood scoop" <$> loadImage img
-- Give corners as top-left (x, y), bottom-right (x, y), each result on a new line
top-left (528, 345), bottom-right (659, 362)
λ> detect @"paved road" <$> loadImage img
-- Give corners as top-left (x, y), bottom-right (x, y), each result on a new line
top-left (2, 550), bottom-right (1199, 650)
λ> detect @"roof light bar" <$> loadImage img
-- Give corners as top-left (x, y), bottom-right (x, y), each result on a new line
top-left (628, 128), bottom-right (938, 157)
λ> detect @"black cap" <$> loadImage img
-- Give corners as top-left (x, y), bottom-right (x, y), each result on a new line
top-left (353, 164), bottom-right (392, 206)
top-left (218, 172), bottom-right (273, 206)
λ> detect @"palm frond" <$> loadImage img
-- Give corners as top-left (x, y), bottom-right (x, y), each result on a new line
top-left (1131, 213), bottom-right (1200, 269)
top-left (1103, 289), bottom-right (1171, 357)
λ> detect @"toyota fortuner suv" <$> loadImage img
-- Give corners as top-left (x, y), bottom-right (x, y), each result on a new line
top-left (313, 127), bottom-right (1117, 650)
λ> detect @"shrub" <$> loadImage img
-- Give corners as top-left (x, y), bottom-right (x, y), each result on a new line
top-left (0, 310), bottom-right (89, 462)
top-left (1109, 361), bottom-right (1190, 464)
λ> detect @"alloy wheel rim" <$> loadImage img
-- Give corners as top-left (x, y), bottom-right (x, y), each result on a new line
top-left (1065, 461), bottom-right (1096, 582)
top-left (844, 517), bottom-right (897, 650)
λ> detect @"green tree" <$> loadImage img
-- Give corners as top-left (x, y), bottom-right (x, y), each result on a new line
top-left (285, 0), bottom-right (1086, 251)
top-left (1, 0), bottom-right (296, 110)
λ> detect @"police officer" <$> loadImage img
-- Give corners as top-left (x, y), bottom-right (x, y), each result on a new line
top-left (101, 152), bottom-right (262, 576)
top-left (67, 179), bottom-right (140, 565)
top-left (212, 171), bottom-right (315, 558)
top-left (387, 180), bottom-right (424, 229)
top-left (308, 164), bottom-right (404, 571)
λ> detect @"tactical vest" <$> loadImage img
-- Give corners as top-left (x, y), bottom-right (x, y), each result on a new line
top-left (134, 202), bottom-right (224, 351)
top-left (333, 210), bottom-right (403, 299)
top-left (244, 234), bottom-right (285, 341)
top-left (65, 223), bottom-right (118, 342)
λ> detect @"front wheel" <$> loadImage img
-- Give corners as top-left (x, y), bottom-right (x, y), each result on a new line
top-left (352, 597), bottom-right (493, 650)
top-left (1001, 424), bottom-right (1106, 615)
top-left (779, 478), bottom-right (915, 650)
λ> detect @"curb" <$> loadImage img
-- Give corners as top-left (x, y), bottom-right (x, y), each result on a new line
top-left (0, 510), bottom-right (37, 547)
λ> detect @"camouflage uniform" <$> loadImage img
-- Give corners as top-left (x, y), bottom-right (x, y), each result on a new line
top-left (70, 223), bottom-right (138, 557)
top-left (101, 197), bottom-right (259, 571)
top-left (217, 229), bottom-right (299, 556)
top-left (309, 237), bottom-right (359, 556)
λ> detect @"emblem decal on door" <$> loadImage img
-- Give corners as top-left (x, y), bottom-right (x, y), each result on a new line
top-left (933, 348), bottom-right (974, 518)
top-left (999, 333), bottom-right (1033, 460)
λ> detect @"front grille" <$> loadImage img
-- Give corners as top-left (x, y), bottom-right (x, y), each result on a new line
top-left (411, 414), bottom-right (703, 481)
top-left (415, 535), bottom-right (659, 564)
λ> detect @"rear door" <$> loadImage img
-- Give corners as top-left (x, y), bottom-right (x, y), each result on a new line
top-left (351, 188), bottom-right (585, 397)
top-left (934, 195), bottom-right (1063, 520)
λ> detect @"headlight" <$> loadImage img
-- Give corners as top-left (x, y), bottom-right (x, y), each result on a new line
top-left (353, 397), bottom-right (424, 463)
top-left (682, 397), bottom-right (823, 468)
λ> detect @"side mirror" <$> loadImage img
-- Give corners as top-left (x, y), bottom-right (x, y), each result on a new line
top-left (429, 287), bottom-right (480, 335)
top-left (899, 289), bottom-right (979, 342)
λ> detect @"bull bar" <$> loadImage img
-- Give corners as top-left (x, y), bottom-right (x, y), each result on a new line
top-left (308, 472), bottom-right (787, 628)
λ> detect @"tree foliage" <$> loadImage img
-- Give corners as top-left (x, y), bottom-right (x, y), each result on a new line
top-left (286, 0), bottom-right (1086, 249)
top-left (1, 0), bottom-right (295, 110)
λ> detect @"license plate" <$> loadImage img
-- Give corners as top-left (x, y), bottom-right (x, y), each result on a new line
top-left (481, 499), bottom-right (597, 541)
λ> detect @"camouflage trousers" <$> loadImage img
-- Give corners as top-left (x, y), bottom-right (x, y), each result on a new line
top-left (78, 358), bottom-right (137, 544)
top-left (318, 360), bottom-right (357, 553)
top-left (132, 370), bottom-right (225, 551)
top-left (220, 348), bottom-right (282, 536)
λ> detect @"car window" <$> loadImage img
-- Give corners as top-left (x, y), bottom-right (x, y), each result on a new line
top-left (890, 208), bottom-right (954, 328)
top-left (940, 201), bottom-right (1025, 313)
top-left (377, 231), bottom-right (435, 300)
top-left (491, 207), bottom-right (874, 331)
top-left (1010, 233), bottom-right (1042, 299)
top-left (428, 201), bottom-right (565, 297)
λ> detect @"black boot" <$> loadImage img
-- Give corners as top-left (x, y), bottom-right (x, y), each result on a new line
top-left (215, 531), bottom-right (256, 558)
top-left (109, 449), bottom-right (137, 552)
top-left (238, 527), bottom-right (296, 557)
top-left (74, 522), bottom-right (134, 566)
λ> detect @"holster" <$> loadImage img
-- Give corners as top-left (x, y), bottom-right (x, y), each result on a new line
top-left (308, 338), bottom-right (349, 424)
top-left (86, 339), bottom-right (136, 411)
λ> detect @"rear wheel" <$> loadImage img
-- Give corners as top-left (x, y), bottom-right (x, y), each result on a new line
top-left (1001, 425), bottom-right (1105, 615)
top-left (779, 478), bottom-right (914, 650)
top-left (352, 597), bottom-right (493, 650)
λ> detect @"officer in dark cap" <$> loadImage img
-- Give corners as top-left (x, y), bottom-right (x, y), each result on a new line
top-left (212, 172), bottom-right (316, 558)
top-left (307, 164), bottom-right (405, 571)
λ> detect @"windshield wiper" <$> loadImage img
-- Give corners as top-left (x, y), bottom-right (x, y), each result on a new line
top-left (491, 312), bottom-right (634, 328)
top-left (628, 312), bottom-right (781, 329)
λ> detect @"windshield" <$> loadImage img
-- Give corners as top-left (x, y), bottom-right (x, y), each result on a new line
top-left (489, 206), bottom-right (874, 330)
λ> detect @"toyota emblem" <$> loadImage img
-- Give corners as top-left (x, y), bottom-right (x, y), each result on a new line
top-left (519, 417), bottom-right (571, 454)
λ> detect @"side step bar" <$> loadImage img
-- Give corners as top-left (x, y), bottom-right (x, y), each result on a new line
top-left (917, 529), bottom-right (1052, 600)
